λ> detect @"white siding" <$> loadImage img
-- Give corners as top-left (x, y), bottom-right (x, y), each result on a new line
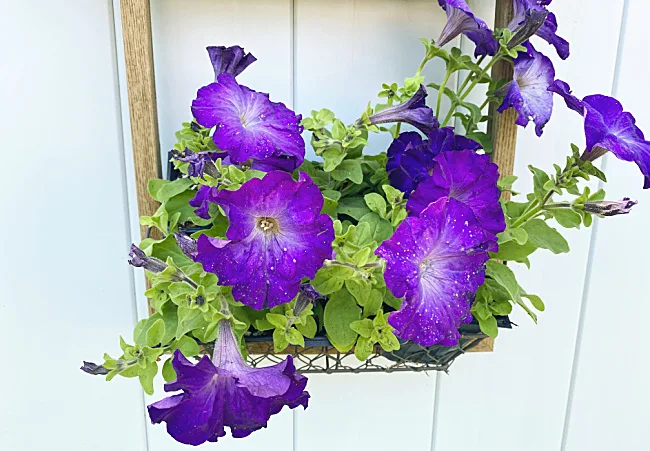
top-left (2, 1), bottom-right (648, 450)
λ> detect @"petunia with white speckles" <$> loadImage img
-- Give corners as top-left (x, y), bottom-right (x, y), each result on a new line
top-left (376, 198), bottom-right (497, 346)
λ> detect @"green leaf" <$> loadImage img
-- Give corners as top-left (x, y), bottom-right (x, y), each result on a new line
top-left (176, 306), bottom-right (207, 339)
top-left (523, 294), bottom-right (545, 311)
top-left (523, 219), bottom-right (570, 254)
top-left (364, 193), bottom-right (387, 218)
top-left (272, 328), bottom-right (290, 352)
top-left (138, 362), bottom-right (158, 396)
top-left (173, 335), bottom-right (200, 356)
top-left (382, 185), bottom-right (403, 204)
top-left (148, 178), bottom-right (193, 203)
top-left (296, 316), bottom-right (317, 339)
top-left (321, 148), bottom-right (346, 172)
top-left (551, 209), bottom-right (582, 229)
top-left (331, 160), bottom-right (364, 184)
top-left (354, 336), bottom-right (375, 361)
top-left (287, 328), bottom-right (305, 347)
top-left (337, 197), bottom-right (371, 220)
top-left (162, 358), bottom-right (176, 382)
top-left (491, 240), bottom-right (537, 262)
top-left (477, 315), bottom-right (498, 338)
top-left (363, 289), bottom-right (383, 317)
top-left (324, 289), bottom-right (361, 352)
top-left (146, 319), bottom-right (165, 347)
top-left (350, 318), bottom-right (374, 338)
top-left (312, 265), bottom-right (356, 295)
top-left (358, 212), bottom-right (393, 243)
top-left (345, 278), bottom-right (370, 305)
top-left (266, 313), bottom-right (288, 329)
top-left (486, 261), bottom-right (537, 323)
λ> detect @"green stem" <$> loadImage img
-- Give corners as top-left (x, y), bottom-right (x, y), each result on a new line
top-left (458, 55), bottom-right (501, 102)
top-left (436, 70), bottom-right (452, 118)
top-left (479, 97), bottom-right (490, 111)
top-left (457, 55), bottom-right (486, 94)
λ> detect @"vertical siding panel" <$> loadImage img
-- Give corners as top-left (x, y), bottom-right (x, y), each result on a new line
top-left (293, 2), bottom-right (447, 450)
top-left (563, 1), bottom-right (650, 449)
top-left (433, 2), bottom-right (626, 451)
top-left (146, 2), bottom-right (295, 450)
top-left (0, 1), bottom-right (148, 450)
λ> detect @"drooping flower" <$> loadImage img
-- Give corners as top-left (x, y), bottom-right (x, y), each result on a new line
top-left (365, 85), bottom-right (438, 135)
top-left (171, 148), bottom-right (223, 178)
top-left (582, 198), bottom-right (638, 216)
top-left (189, 185), bottom-right (218, 220)
top-left (191, 74), bottom-right (305, 170)
top-left (508, 0), bottom-right (570, 60)
top-left (436, 0), bottom-right (499, 57)
top-left (407, 150), bottom-right (506, 237)
top-left (206, 45), bottom-right (257, 79)
top-left (294, 283), bottom-right (322, 317)
top-left (128, 244), bottom-right (167, 274)
top-left (547, 80), bottom-right (584, 114)
top-left (549, 82), bottom-right (650, 189)
top-left (148, 320), bottom-right (309, 445)
top-left (582, 95), bottom-right (650, 189)
top-left (385, 128), bottom-right (480, 196)
top-left (174, 231), bottom-right (197, 259)
top-left (497, 43), bottom-right (555, 136)
top-left (375, 198), bottom-right (497, 346)
top-left (194, 171), bottom-right (335, 309)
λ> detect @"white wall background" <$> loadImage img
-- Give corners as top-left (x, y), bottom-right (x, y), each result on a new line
top-left (1, 1), bottom-right (648, 450)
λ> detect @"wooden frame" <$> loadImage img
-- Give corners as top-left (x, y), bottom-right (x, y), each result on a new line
top-left (119, 0), bottom-right (518, 353)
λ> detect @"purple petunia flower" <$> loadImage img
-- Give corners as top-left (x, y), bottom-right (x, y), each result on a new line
top-left (436, 0), bottom-right (499, 57)
top-left (148, 320), bottom-right (309, 445)
top-left (191, 74), bottom-right (305, 170)
top-left (407, 150), bottom-right (506, 237)
top-left (376, 198), bottom-right (497, 346)
top-left (386, 128), bottom-right (480, 197)
top-left (583, 95), bottom-right (650, 189)
top-left (366, 85), bottom-right (438, 135)
top-left (189, 185), bottom-right (218, 220)
top-left (194, 171), bottom-right (335, 309)
top-left (508, 0), bottom-right (570, 60)
top-left (497, 43), bottom-right (555, 136)
top-left (171, 148), bottom-right (223, 178)
top-left (582, 198), bottom-right (638, 216)
top-left (206, 45), bottom-right (257, 79)
top-left (549, 81), bottom-right (650, 189)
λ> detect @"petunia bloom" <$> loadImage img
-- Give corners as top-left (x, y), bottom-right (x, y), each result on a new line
top-left (366, 85), bottom-right (438, 135)
top-left (407, 150), bottom-right (506, 237)
top-left (497, 43), bottom-right (555, 136)
top-left (148, 320), bottom-right (309, 445)
top-left (436, 0), bottom-right (499, 57)
top-left (128, 244), bottom-right (167, 274)
top-left (386, 128), bottom-right (480, 197)
top-left (582, 95), bottom-right (650, 189)
top-left (376, 198), bottom-right (497, 346)
top-left (194, 171), bottom-right (335, 309)
top-left (508, 0), bottom-right (570, 60)
top-left (192, 74), bottom-right (305, 170)
top-left (189, 185), bottom-right (218, 220)
top-left (206, 45), bottom-right (257, 79)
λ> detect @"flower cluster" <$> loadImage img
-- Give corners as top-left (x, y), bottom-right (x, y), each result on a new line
top-left (83, 7), bottom-right (647, 446)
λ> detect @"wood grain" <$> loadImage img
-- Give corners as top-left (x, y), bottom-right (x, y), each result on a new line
top-left (120, 0), bottom-right (161, 239)
top-left (489, 0), bottom-right (518, 201)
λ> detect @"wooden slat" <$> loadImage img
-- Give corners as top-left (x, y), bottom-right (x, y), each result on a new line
top-left (120, 0), bottom-right (161, 239)
top-left (489, 0), bottom-right (518, 201)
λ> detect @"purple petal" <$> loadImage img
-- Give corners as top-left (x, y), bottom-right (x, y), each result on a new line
top-left (376, 198), bottom-right (496, 346)
top-left (189, 185), bottom-right (218, 220)
top-left (407, 150), bottom-right (505, 237)
top-left (497, 44), bottom-right (555, 136)
top-left (191, 74), bottom-right (305, 167)
top-left (508, 1), bottom-right (569, 59)
top-left (548, 80), bottom-right (584, 115)
top-left (206, 45), bottom-right (257, 79)
top-left (386, 132), bottom-right (435, 196)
